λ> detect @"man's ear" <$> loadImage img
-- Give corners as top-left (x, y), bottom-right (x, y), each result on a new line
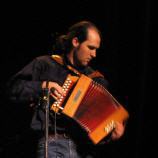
top-left (72, 37), bottom-right (80, 47)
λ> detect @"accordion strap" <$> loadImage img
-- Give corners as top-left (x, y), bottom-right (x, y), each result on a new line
top-left (51, 55), bottom-right (104, 79)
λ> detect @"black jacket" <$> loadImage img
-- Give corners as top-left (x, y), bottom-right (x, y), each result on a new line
top-left (7, 55), bottom-right (108, 137)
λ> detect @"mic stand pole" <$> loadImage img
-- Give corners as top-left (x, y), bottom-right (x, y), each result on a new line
top-left (43, 88), bottom-right (50, 158)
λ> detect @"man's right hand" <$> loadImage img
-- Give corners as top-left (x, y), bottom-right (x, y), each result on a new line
top-left (42, 81), bottom-right (66, 100)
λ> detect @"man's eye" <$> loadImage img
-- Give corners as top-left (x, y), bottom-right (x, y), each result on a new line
top-left (88, 46), bottom-right (95, 50)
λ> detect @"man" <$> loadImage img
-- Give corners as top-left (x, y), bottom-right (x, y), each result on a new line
top-left (7, 21), bottom-right (126, 158)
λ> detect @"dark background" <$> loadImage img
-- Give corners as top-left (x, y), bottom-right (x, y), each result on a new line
top-left (0, 0), bottom-right (155, 157)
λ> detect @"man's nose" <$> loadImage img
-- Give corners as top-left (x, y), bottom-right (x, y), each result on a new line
top-left (91, 50), bottom-right (96, 58)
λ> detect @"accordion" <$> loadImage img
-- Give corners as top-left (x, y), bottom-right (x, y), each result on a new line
top-left (50, 74), bottom-right (129, 144)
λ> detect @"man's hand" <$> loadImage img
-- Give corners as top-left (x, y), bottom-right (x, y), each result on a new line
top-left (111, 122), bottom-right (125, 140)
top-left (42, 81), bottom-right (65, 100)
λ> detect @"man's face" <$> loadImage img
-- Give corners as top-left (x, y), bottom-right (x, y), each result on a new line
top-left (73, 28), bottom-right (101, 67)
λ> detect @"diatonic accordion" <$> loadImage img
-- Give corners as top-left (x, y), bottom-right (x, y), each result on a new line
top-left (50, 74), bottom-right (129, 144)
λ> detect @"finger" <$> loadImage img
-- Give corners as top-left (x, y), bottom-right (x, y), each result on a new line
top-left (111, 122), bottom-right (124, 140)
top-left (55, 84), bottom-right (66, 96)
top-left (50, 93), bottom-right (58, 101)
top-left (111, 131), bottom-right (119, 140)
top-left (50, 87), bottom-right (56, 94)
top-left (54, 89), bottom-right (62, 98)
top-left (50, 87), bottom-right (65, 100)
top-left (50, 83), bottom-right (66, 96)
top-left (50, 88), bottom-right (61, 100)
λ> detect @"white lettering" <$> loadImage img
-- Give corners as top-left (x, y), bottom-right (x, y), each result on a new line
top-left (104, 120), bottom-right (115, 133)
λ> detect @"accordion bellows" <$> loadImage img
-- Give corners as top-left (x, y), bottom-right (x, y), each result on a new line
top-left (51, 74), bottom-right (129, 144)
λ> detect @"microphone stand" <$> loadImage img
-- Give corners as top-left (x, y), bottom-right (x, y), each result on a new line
top-left (43, 88), bottom-right (50, 158)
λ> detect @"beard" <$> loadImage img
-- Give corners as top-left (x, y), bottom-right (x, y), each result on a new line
top-left (73, 48), bottom-right (88, 68)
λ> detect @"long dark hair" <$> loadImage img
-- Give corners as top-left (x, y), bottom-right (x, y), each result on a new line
top-left (52, 21), bottom-right (101, 54)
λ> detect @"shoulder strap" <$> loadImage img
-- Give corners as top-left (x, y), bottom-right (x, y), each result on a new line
top-left (51, 54), bottom-right (64, 65)
top-left (51, 55), bottom-right (104, 79)
top-left (88, 70), bottom-right (104, 79)
top-left (52, 55), bottom-right (81, 76)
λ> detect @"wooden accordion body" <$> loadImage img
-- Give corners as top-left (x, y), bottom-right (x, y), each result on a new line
top-left (51, 74), bottom-right (129, 144)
